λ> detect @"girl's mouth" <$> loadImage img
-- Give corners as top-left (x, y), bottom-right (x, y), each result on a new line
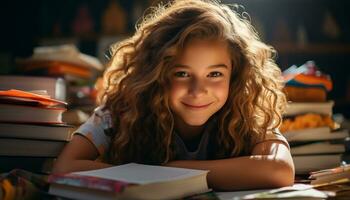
top-left (182, 102), bottom-right (212, 109)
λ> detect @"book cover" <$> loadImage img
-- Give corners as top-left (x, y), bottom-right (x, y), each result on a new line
top-left (0, 123), bottom-right (74, 141)
top-left (284, 101), bottom-right (334, 117)
top-left (0, 89), bottom-right (67, 107)
top-left (49, 163), bottom-right (209, 200)
top-left (18, 44), bottom-right (104, 71)
top-left (293, 154), bottom-right (343, 175)
top-left (0, 138), bottom-right (66, 157)
top-left (19, 61), bottom-right (93, 79)
top-left (283, 127), bottom-right (348, 142)
top-left (0, 76), bottom-right (66, 101)
top-left (291, 141), bottom-right (346, 155)
top-left (0, 104), bottom-right (66, 124)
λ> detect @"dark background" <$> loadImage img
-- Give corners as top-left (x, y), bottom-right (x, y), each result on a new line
top-left (0, 0), bottom-right (349, 116)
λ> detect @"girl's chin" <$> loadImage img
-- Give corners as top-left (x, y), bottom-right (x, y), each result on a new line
top-left (182, 119), bottom-right (208, 127)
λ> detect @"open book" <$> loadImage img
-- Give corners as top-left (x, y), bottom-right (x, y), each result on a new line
top-left (48, 163), bottom-right (209, 200)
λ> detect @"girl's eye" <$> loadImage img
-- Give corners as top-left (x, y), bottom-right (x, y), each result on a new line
top-left (208, 71), bottom-right (223, 77)
top-left (174, 71), bottom-right (189, 77)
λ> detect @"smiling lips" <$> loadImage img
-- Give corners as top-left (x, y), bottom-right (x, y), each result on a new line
top-left (182, 102), bottom-right (213, 109)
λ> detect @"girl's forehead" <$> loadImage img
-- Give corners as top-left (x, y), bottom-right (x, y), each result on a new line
top-left (184, 38), bottom-right (228, 48)
top-left (173, 39), bottom-right (232, 70)
top-left (178, 39), bottom-right (231, 59)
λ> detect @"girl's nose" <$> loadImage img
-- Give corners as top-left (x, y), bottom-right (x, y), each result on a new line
top-left (188, 78), bottom-right (208, 97)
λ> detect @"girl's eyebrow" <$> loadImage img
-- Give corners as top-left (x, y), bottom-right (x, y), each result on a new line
top-left (174, 64), bottom-right (229, 69)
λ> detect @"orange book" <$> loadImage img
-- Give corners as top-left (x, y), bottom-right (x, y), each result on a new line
top-left (0, 89), bottom-right (67, 107)
top-left (293, 74), bottom-right (333, 91)
top-left (284, 86), bottom-right (327, 102)
top-left (18, 60), bottom-right (92, 78)
top-left (48, 64), bottom-right (92, 78)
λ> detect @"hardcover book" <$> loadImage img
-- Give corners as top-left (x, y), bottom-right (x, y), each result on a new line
top-left (0, 104), bottom-right (66, 124)
top-left (283, 127), bottom-right (348, 142)
top-left (284, 101), bottom-right (334, 117)
top-left (0, 138), bottom-right (66, 157)
top-left (0, 123), bottom-right (74, 141)
top-left (49, 163), bottom-right (209, 200)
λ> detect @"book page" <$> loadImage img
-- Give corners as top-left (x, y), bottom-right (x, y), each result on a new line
top-left (73, 163), bottom-right (208, 184)
top-left (241, 184), bottom-right (331, 199)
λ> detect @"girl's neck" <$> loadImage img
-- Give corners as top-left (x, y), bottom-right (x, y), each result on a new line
top-left (174, 118), bottom-right (205, 142)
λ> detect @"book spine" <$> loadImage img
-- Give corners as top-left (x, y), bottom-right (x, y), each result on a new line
top-left (48, 174), bottom-right (132, 192)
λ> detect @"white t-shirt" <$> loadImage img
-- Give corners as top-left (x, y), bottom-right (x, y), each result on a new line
top-left (74, 106), bottom-right (290, 160)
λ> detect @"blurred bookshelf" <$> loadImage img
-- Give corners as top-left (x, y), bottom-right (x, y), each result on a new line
top-left (0, 0), bottom-right (349, 116)
top-left (273, 43), bottom-right (350, 54)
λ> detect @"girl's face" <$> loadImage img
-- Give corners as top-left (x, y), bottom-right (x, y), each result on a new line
top-left (169, 39), bottom-right (232, 128)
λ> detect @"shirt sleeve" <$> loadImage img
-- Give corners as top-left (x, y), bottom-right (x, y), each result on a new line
top-left (73, 106), bottom-right (112, 156)
top-left (255, 129), bottom-right (290, 150)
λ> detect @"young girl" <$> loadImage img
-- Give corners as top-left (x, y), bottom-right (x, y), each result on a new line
top-left (53, 0), bottom-right (294, 190)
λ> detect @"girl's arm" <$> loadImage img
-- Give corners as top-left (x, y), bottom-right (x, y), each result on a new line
top-left (52, 134), bottom-right (112, 174)
top-left (166, 140), bottom-right (294, 191)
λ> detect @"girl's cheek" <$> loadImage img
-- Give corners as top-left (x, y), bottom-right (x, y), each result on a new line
top-left (209, 81), bottom-right (230, 98)
top-left (208, 80), bottom-right (229, 89)
top-left (171, 80), bottom-right (190, 88)
top-left (169, 81), bottom-right (190, 94)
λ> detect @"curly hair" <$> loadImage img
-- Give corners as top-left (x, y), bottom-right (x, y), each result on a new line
top-left (99, 0), bottom-right (287, 165)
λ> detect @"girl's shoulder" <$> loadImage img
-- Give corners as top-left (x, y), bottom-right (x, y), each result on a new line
top-left (72, 105), bottom-right (113, 157)
top-left (262, 129), bottom-right (290, 149)
top-left (73, 105), bottom-right (113, 138)
top-left (91, 105), bottom-right (113, 130)
top-left (93, 105), bottom-right (110, 118)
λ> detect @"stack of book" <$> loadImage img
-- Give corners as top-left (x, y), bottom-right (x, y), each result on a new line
top-left (0, 89), bottom-right (75, 174)
top-left (0, 75), bottom-right (66, 101)
top-left (16, 44), bottom-right (104, 124)
top-left (309, 165), bottom-right (350, 199)
top-left (281, 61), bottom-right (350, 175)
top-left (16, 44), bottom-right (103, 81)
top-left (310, 164), bottom-right (350, 186)
top-left (282, 101), bottom-right (349, 175)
